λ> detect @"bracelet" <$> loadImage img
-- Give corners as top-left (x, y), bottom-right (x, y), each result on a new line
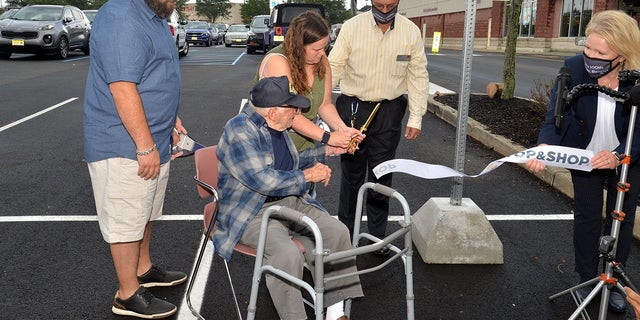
top-left (136, 143), bottom-right (157, 156)
top-left (321, 131), bottom-right (331, 144)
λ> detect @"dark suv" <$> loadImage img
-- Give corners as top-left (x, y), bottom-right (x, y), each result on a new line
top-left (266, 3), bottom-right (324, 50)
top-left (247, 15), bottom-right (269, 54)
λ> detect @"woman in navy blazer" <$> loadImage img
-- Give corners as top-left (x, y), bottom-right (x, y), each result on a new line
top-left (527, 10), bottom-right (640, 312)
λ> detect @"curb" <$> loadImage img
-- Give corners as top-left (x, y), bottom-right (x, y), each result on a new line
top-left (428, 96), bottom-right (640, 238)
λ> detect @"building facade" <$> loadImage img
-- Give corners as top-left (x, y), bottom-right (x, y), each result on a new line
top-left (401, 0), bottom-right (638, 53)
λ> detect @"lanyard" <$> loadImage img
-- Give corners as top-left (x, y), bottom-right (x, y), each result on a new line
top-left (350, 101), bottom-right (359, 127)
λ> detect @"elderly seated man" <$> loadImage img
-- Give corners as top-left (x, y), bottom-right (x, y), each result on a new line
top-left (213, 76), bottom-right (363, 320)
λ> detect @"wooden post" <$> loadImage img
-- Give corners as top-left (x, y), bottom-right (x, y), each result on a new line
top-left (486, 82), bottom-right (504, 99)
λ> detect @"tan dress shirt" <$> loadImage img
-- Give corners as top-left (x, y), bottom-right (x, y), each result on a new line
top-left (328, 11), bottom-right (429, 130)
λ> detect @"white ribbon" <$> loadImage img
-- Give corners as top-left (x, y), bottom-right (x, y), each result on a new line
top-left (373, 145), bottom-right (594, 180)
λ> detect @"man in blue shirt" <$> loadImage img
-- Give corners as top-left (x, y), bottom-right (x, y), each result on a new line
top-left (215, 76), bottom-right (363, 320)
top-left (83, 0), bottom-right (187, 318)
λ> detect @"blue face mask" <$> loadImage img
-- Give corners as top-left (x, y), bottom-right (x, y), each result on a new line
top-left (583, 52), bottom-right (620, 79)
top-left (372, 4), bottom-right (397, 24)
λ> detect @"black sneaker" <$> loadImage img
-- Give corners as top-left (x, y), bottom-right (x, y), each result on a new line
top-left (137, 265), bottom-right (187, 288)
top-left (112, 287), bottom-right (176, 319)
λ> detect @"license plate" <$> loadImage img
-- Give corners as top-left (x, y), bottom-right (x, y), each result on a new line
top-left (191, 37), bottom-right (198, 40)
top-left (12, 39), bottom-right (24, 46)
top-left (235, 39), bottom-right (242, 42)
top-left (274, 36), bottom-right (284, 42)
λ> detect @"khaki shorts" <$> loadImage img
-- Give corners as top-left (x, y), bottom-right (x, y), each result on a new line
top-left (88, 158), bottom-right (170, 243)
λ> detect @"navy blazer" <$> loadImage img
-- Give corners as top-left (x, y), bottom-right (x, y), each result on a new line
top-left (538, 54), bottom-right (640, 164)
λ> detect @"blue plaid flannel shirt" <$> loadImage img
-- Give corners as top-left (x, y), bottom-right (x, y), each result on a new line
top-left (213, 106), bottom-right (326, 261)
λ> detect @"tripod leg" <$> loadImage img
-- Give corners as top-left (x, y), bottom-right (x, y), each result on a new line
top-left (568, 281), bottom-right (605, 320)
top-left (549, 277), bottom-right (599, 300)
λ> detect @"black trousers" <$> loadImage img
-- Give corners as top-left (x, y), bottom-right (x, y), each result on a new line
top-left (335, 94), bottom-right (407, 238)
top-left (570, 164), bottom-right (640, 282)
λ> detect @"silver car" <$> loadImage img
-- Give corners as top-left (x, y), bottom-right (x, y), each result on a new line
top-left (0, 5), bottom-right (90, 59)
top-left (224, 24), bottom-right (249, 47)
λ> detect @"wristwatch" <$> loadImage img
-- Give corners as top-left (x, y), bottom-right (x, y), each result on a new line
top-left (612, 151), bottom-right (625, 162)
top-left (321, 131), bottom-right (331, 144)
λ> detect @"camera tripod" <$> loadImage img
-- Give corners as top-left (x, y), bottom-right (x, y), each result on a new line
top-left (549, 81), bottom-right (640, 320)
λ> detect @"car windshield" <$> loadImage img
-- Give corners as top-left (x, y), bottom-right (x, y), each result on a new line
top-left (0, 9), bottom-right (18, 20)
top-left (276, 7), bottom-right (321, 25)
top-left (12, 6), bottom-right (62, 21)
top-left (228, 25), bottom-right (247, 32)
top-left (252, 17), bottom-right (268, 27)
top-left (214, 24), bottom-right (226, 31)
top-left (83, 10), bottom-right (97, 22)
top-left (186, 21), bottom-right (208, 29)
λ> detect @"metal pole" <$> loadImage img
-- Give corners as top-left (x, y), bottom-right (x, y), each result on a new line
top-left (450, 0), bottom-right (477, 205)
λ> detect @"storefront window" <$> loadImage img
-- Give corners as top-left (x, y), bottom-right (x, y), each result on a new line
top-left (519, 0), bottom-right (536, 37)
top-left (560, 0), bottom-right (593, 37)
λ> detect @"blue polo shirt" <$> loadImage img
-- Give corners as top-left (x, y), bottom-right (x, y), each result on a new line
top-left (83, 0), bottom-right (181, 163)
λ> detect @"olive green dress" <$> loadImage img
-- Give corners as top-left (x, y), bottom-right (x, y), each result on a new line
top-left (253, 45), bottom-right (325, 151)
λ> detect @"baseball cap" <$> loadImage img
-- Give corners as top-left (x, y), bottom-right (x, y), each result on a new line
top-left (250, 76), bottom-right (310, 109)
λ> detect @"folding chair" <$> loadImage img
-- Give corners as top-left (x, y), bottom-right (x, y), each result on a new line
top-left (186, 145), bottom-right (254, 319)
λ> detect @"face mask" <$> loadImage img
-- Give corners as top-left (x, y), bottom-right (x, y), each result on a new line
top-left (583, 52), bottom-right (620, 79)
top-left (372, 4), bottom-right (397, 24)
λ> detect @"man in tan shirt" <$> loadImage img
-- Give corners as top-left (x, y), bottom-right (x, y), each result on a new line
top-left (328, 0), bottom-right (428, 255)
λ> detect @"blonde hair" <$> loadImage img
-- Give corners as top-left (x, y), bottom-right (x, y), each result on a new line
top-left (586, 10), bottom-right (640, 70)
top-left (282, 11), bottom-right (329, 95)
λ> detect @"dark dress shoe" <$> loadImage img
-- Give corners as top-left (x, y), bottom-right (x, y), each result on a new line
top-left (575, 286), bottom-right (593, 302)
top-left (609, 290), bottom-right (626, 312)
top-left (373, 246), bottom-right (390, 257)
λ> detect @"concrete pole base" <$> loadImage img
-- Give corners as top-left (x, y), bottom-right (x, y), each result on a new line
top-left (412, 197), bottom-right (504, 264)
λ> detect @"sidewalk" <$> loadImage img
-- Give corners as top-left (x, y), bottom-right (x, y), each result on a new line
top-left (427, 90), bottom-right (640, 238)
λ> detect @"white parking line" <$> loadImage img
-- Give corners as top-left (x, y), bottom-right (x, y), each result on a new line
top-left (0, 97), bottom-right (78, 133)
top-left (0, 214), bottom-right (573, 223)
top-left (232, 52), bottom-right (246, 65)
top-left (0, 211), bottom-right (571, 320)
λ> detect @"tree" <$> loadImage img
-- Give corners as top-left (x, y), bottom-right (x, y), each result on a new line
top-left (501, 0), bottom-right (522, 100)
top-left (196, 0), bottom-right (231, 23)
top-left (240, 0), bottom-right (269, 24)
top-left (176, 0), bottom-right (188, 14)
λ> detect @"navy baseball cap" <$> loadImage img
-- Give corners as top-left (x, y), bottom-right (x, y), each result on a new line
top-left (250, 76), bottom-right (310, 109)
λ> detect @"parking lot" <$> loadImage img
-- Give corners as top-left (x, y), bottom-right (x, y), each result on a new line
top-left (1, 45), bottom-right (639, 319)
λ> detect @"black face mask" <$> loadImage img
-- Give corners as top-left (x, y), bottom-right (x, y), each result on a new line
top-left (372, 4), bottom-right (397, 24)
top-left (583, 52), bottom-right (620, 79)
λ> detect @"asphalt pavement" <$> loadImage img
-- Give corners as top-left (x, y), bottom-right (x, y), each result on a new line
top-left (1, 46), bottom-right (639, 320)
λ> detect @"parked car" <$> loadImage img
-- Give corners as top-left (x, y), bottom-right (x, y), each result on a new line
top-left (224, 24), bottom-right (249, 47)
top-left (212, 23), bottom-right (228, 43)
top-left (330, 23), bottom-right (342, 43)
top-left (266, 3), bottom-right (324, 50)
top-left (0, 8), bottom-right (19, 21)
top-left (168, 9), bottom-right (188, 57)
top-left (247, 14), bottom-right (269, 54)
top-left (82, 9), bottom-right (98, 24)
top-left (185, 20), bottom-right (214, 46)
top-left (0, 5), bottom-right (91, 59)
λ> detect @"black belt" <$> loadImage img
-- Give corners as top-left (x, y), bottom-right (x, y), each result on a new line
top-left (265, 196), bottom-right (286, 203)
top-left (343, 94), bottom-right (402, 105)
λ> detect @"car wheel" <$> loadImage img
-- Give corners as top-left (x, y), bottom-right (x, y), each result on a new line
top-left (56, 36), bottom-right (69, 59)
top-left (179, 40), bottom-right (189, 57)
top-left (205, 38), bottom-right (211, 47)
top-left (82, 35), bottom-right (90, 55)
top-left (0, 51), bottom-right (11, 59)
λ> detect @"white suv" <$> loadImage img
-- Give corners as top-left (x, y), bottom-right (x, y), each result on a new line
top-left (168, 9), bottom-right (188, 57)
